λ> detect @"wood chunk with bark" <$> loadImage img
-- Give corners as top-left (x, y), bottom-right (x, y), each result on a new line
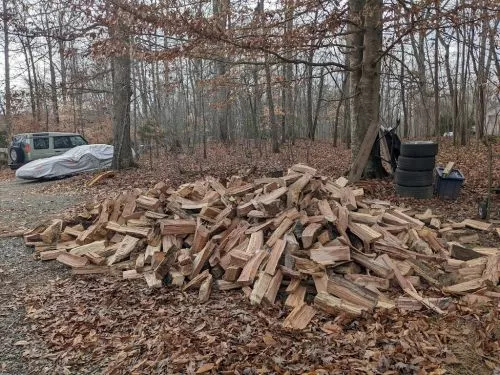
top-left (334, 176), bottom-right (349, 188)
top-left (190, 241), bottom-right (216, 279)
top-left (349, 222), bottom-right (382, 244)
top-left (40, 219), bottom-right (63, 244)
top-left (290, 163), bottom-right (317, 176)
top-left (345, 274), bottom-right (390, 290)
top-left (314, 292), bottom-right (364, 316)
top-left (381, 254), bottom-right (444, 314)
top-left (199, 274), bottom-right (213, 303)
top-left (183, 269), bottom-right (210, 291)
top-left (283, 304), bottom-right (316, 330)
top-left (462, 219), bottom-right (493, 232)
top-left (144, 271), bottom-right (163, 288)
top-left (161, 219), bottom-right (196, 235)
top-left (482, 254), bottom-right (499, 284)
top-left (449, 242), bottom-right (483, 261)
top-left (144, 244), bottom-right (161, 264)
top-left (301, 223), bottom-right (322, 249)
top-left (340, 187), bottom-right (357, 210)
top-left (246, 230), bottom-right (264, 254)
top-left (223, 266), bottom-right (241, 282)
top-left (136, 195), bottom-right (160, 210)
top-left (287, 174), bottom-right (312, 208)
top-left (123, 269), bottom-right (142, 280)
top-left (351, 252), bottom-right (393, 279)
top-left (56, 253), bottom-right (89, 268)
top-left (265, 239), bottom-right (286, 275)
top-left (285, 285), bottom-right (306, 308)
top-left (154, 244), bottom-right (177, 279)
top-left (443, 278), bottom-right (486, 294)
top-left (40, 249), bottom-right (67, 261)
top-left (63, 225), bottom-right (83, 238)
top-left (192, 221), bottom-right (210, 253)
top-left (327, 276), bottom-right (378, 309)
top-left (317, 200), bottom-right (337, 223)
top-left (263, 269), bottom-right (283, 304)
top-left (250, 272), bottom-right (273, 305)
top-left (70, 240), bottom-right (106, 256)
top-left (309, 246), bottom-right (350, 265)
top-left (237, 250), bottom-right (268, 286)
top-left (266, 218), bottom-right (294, 247)
top-left (107, 235), bottom-right (139, 266)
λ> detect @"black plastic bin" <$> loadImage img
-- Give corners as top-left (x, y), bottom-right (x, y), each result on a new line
top-left (434, 166), bottom-right (465, 200)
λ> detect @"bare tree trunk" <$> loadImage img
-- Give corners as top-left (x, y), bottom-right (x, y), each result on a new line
top-left (213, 0), bottom-right (230, 142)
top-left (110, 10), bottom-right (134, 169)
top-left (400, 46), bottom-right (409, 138)
top-left (27, 37), bottom-right (41, 124)
top-left (46, 29), bottom-right (60, 126)
top-left (475, 4), bottom-right (488, 140)
top-left (349, 0), bottom-right (384, 180)
top-left (21, 38), bottom-right (36, 123)
top-left (264, 55), bottom-right (279, 153)
top-left (3, 0), bottom-right (11, 136)
top-left (433, 3), bottom-right (440, 139)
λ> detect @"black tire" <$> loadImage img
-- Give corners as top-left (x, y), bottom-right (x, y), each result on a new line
top-left (397, 156), bottom-right (435, 171)
top-left (9, 147), bottom-right (24, 163)
top-left (400, 141), bottom-right (438, 157)
top-left (395, 184), bottom-right (434, 199)
top-left (395, 169), bottom-right (434, 187)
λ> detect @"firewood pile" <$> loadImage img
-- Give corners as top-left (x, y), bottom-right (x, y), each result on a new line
top-left (24, 164), bottom-right (499, 330)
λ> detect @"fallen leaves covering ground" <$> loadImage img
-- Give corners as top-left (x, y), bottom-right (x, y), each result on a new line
top-left (23, 276), bottom-right (499, 375)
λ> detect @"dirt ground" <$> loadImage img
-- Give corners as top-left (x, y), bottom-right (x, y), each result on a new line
top-left (0, 141), bottom-right (498, 374)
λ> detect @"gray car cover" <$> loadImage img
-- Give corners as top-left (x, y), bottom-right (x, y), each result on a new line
top-left (16, 144), bottom-right (114, 180)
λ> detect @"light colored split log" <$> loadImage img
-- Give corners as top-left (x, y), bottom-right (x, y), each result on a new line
top-left (317, 200), bottom-right (337, 223)
top-left (327, 276), bottom-right (378, 309)
top-left (106, 235), bottom-right (139, 266)
top-left (56, 253), bottom-right (89, 268)
top-left (144, 272), bottom-right (162, 288)
top-left (287, 174), bottom-right (312, 208)
top-left (136, 195), bottom-right (160, 210)
top-left (190, 241), bottom-right (216, 279)
top-left (160, 219), bottom-right (196, 235)
top-left (264, 269), bottom-right (283, 304)
top-left (314, 292), bottom-right (364, 316)
top-left (70, 240), bottom-right (106, 256)
top-left (301, 223), bottom-right (322, 249)
top-left (265, 239), bottom-right (286, 275)
top-left (198, 274), bottom-right (213, 303)
top-left (290, 163), bottom-right (317, 175)
top-left (285, 285), bottom-right (306, 308)
top-left (250, 272), bottom-right (273, 305)
top-left (462, 219), bottom-right (493, 232)
top-left (283, 304), bottom-right (316, 330)
top-left (266, 218), bottom-right (294, 247)
top-left (40, 249), bottom-right (67, 261)
top-left (309, 246), bottom-right (350, 266)
top-left (40, 219), bottom-right (63, 244)
top-left (237, 250), bottom-right (268, 286)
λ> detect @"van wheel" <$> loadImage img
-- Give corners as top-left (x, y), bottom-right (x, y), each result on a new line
top-left (9, 147), bottom-right (24, 163)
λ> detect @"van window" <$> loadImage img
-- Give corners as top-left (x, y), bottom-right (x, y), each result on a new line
top-left (69, 136), bottom-right (88, 147)
top-left (33, 137), bottom-right (49, 149)
top-left (53, 136), bottom-right (72, 149)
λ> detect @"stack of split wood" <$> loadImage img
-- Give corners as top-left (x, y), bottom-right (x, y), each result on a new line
top-left (24, 164), bottom-right (499, 330)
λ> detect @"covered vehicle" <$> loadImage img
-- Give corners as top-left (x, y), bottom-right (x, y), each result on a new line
top-left (15, 144), bottom-right (113, 180)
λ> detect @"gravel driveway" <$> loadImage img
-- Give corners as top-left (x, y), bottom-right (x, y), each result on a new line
top-left (0, 177), bottom-right (87, 374)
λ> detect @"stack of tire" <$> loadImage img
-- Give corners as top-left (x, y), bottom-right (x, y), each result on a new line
top-left (394, 141), bottom-right (438, 199)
